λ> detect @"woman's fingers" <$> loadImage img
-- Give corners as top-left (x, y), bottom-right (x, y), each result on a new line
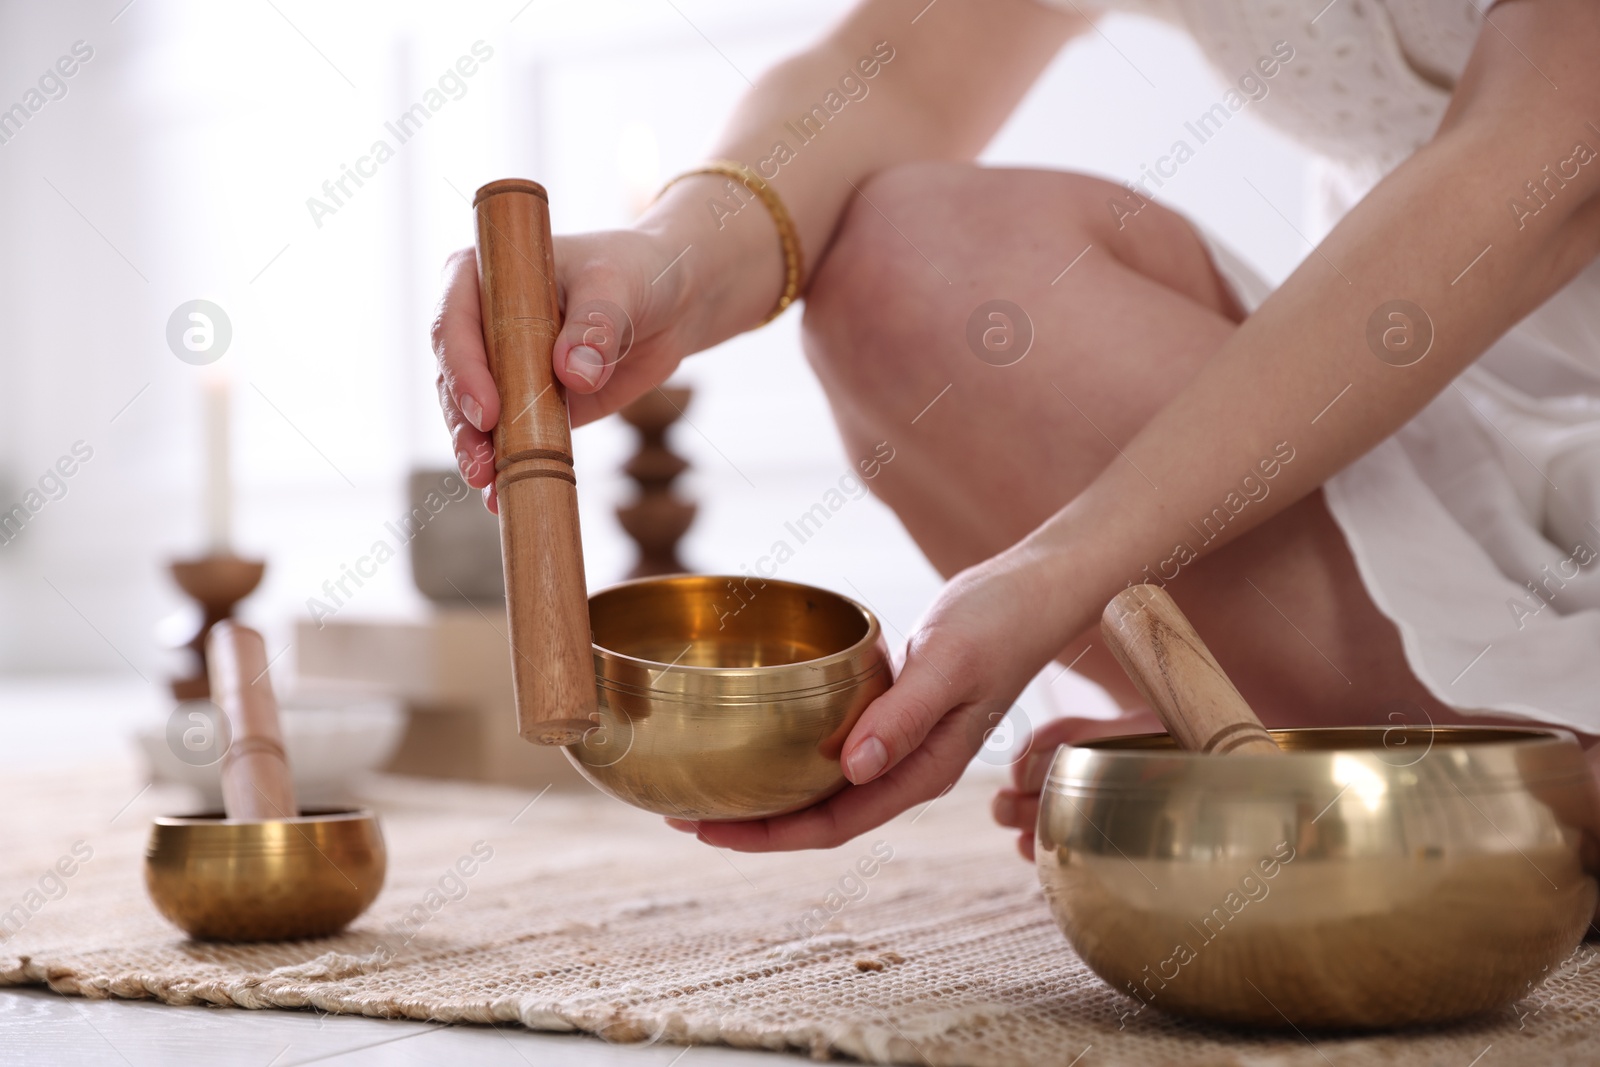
top-left (837, 634), bottom-right (972, 786)
top-left (991, 788), bottom-right (1037, 831)
top-left (432, 248), bottom-right (499, 433)
top-left (431, 248), bottom-right (503, 504)
top-left (992, 789), bottom-right (1041, 862)
top-left (433, 229), bottom-right (694, 443)
top-left (993, 708), bottom-right (1166, 862)
top-left (434, 374), bottom-right (496, 485)
top-left (1011, 709), bottom-right (1164, 791)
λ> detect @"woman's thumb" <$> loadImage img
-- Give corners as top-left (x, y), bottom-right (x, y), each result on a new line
top-left (553, 281), bottom-right (636, 395)
top-left (841, 644), bottom-right (959, 785)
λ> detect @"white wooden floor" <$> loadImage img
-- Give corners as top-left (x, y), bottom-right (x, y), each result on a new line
top-left (0, 987), bottom-right (806, 1066)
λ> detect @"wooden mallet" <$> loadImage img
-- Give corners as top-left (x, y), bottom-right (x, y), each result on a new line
top-left (1100, 584), bottom-right (1282, 755)
top-left (472, 179), bottom-right (598, 746)
top-left (208, 620), bottom-right (299, 818)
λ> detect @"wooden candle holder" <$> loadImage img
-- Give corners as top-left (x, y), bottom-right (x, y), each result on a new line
top-left (168, 553), bottom-right (266, 701)
top-left (615, 386), bottom-right (697, 579)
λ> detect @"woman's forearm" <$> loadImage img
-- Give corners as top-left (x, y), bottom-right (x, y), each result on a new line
top-left (633, 0), bottom-right (1084, 350)
top-left (1021, 0), bottom-right (1600, 641)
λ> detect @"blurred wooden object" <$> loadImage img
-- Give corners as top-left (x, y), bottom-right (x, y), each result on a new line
top-left (295, 610), bottom-right (587, 789)
top-left (168, 554), bottom-right (266, 700)
top-left (616, 386), bottom-right (697, 578)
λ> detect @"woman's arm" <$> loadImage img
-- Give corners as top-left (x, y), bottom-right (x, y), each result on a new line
top-left (1024, 0), bottom-right (1600, 633)
top-left (667, 0), bottom-right (1088, 350)
top-left (434, 0), bottom-right (1085, 488)
top-left (1029, 0), bottom-right (1600, 648)
top-left (695, 0), bottom-right (1600, 851)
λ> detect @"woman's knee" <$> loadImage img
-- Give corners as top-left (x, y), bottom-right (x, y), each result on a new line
top-left (800, 163), bottom-right (1222, 413)
top-left (800, 163), bottom-right (976, 412)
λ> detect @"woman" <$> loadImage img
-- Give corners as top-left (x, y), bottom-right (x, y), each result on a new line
top-left (434, 0), bottom-right (1600, 859)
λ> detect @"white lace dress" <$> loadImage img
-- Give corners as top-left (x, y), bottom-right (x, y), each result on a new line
top-left (1040, 0), bottom-right (1600, 729)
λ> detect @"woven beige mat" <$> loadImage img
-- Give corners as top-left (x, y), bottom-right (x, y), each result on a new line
top-left (2, 757), bottom-right (1597, 1065)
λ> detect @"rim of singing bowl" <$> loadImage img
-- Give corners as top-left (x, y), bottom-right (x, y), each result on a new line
top-left (147, 808), bottom-right (383, 852)
top-left (151, 807), bottom-right (378, 825)
top-left (589, 574), bottom-right (888, 705)
top-left (1044, 726), bottom-right (1591, 797)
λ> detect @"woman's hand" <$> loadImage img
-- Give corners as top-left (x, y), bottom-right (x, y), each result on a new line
top-left (430, 0), bottom-right (1092, 515)
top-left (680, 546), bottom-right (1078, 851)
top-left (991, 708), bottom-right (1162, 862)
top-left (432, 228), bottom-right (699, 513)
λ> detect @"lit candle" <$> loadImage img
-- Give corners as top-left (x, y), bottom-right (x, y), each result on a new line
top-left (203, 367), bottom-right (232, 554)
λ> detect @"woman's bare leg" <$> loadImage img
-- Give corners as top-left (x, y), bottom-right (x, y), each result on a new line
top-left (802, 161), bottom-right (1448, 729)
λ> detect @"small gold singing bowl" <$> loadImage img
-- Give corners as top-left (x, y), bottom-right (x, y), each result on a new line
top-left (1036, 726), bottom-right (1600, 1030)
top-left (566, 575), bottom-right (892, 821)
top-left (145, 808), bottom-right (386, 942)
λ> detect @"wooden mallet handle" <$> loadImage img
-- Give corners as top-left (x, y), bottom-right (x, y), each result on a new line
top-left (1101, 585), bottom-right (1282, 755)
top-left (473, 178), bottom-right (598, 746)
top-left (207, 621), bottom-right (299, 819)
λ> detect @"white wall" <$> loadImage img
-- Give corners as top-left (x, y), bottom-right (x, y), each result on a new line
top-left (0, 1), bottom-right (1312, 693)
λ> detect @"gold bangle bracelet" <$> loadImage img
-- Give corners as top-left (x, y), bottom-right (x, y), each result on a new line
top-left (657, 160), bottom-right (804, 328)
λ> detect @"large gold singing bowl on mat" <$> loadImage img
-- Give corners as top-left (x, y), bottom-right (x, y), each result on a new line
top-left (1036, 727), bottom-right (1600, 1030)
top-left (566, 575), bottom-right (892, 820)
top-left (145, 809), bottom-right (386, 941)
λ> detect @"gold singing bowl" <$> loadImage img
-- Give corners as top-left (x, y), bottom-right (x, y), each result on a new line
top-left (1036, 727), bottom-right (1600, 1029)
top-left (565, 575), bottom-right (892, 820)
top-left (145, 808), bottom-right (386, 941)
